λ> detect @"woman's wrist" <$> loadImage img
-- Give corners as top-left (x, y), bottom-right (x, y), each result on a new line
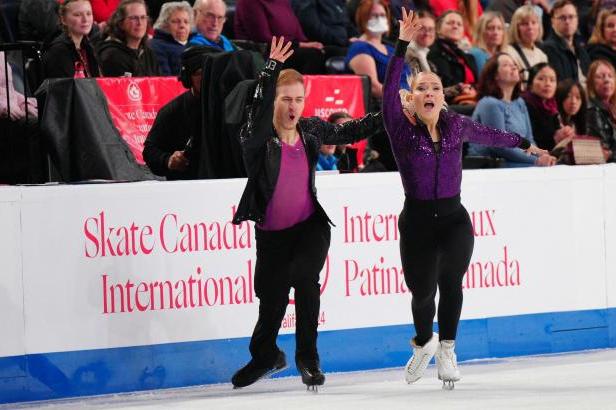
top-left (395, 39), bottom-right (410, 57)
top-left (518, 137), bottom-right (531, 150)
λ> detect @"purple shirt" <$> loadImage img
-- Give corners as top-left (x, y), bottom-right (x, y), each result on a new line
top-left (259, 138), bottom-right (315, 231)
top-left (383, 54), bottom-right (525, 200)
top-left (234, 0), bottom-right (308, 43)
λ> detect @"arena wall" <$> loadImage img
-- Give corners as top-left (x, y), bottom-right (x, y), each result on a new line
top-left (1, 165), bottom-right (615, 404)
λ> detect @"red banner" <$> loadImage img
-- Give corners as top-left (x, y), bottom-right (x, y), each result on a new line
top-left (303, 75), bottom-right (365, 119)
top-left (304, 75), bottom-right (367, 166)
top-left (97, 75), bottom-right (366, 167)
top-left (96, 77), bottom-right (185, 165)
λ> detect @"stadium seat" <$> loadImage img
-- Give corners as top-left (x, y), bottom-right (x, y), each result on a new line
top-left (324, 56), bottom-right (346, 75)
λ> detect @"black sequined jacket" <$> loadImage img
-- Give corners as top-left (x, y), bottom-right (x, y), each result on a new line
top-left (232, 59), bottom-right (383, 225)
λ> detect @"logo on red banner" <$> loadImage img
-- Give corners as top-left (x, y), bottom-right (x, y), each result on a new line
top-left (304, 75), bottom-right (366, 120)
top-left (96, 78), bottom-right (185, 164)
top-left (127, 82), bottom-right (143, 102)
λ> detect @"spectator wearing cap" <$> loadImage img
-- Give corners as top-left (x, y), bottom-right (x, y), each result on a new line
top-left (150, 1), bottom-right (194, 75)
top-left (143, 46), bottom-right (214, 179)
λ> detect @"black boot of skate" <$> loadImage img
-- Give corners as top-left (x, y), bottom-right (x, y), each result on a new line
top-left (296, 357), bottom-right (325, 392)
top-left (231, 351), bottom-right (287, 388)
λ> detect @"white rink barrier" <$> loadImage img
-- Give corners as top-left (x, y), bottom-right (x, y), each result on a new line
top-left (1, 165), bottom-right (615, 404)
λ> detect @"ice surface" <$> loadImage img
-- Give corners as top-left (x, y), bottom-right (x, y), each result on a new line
top-left (7, 349), bottom-right (616, 410)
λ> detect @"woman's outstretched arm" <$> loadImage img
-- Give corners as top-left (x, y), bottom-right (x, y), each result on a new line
top-left (383, 8), bottom-right (422, 147)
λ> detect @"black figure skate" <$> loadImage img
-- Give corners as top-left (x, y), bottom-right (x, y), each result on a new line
top-left (296, 357), bottom-right (325, 392)
top-left (231, 351), bottom-right (287, 389)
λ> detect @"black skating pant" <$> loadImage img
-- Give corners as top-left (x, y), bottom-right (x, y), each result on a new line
top-left (249, 212), bottom-right (331, 367)
top-left (398, 195), bottom-right (474, 346)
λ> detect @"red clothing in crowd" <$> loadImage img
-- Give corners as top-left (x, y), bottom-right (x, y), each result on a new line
top-left (234, 0), bottom-right (308, 43)
top-left (90, 0), bottom-right (120, 23)
top-left (429, 0), bottom-right (483, 42)
top-left (429, 0), bottom-right (483, 17)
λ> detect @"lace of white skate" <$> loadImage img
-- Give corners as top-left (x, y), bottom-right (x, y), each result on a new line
top-left (407, 349), bottom-right (430, 376)
top-left (437, 344), bottom-right (459, 381)
top-left (440, 348), bottom-right (457, 370)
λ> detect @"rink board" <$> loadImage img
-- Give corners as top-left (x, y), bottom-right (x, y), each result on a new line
top-left (1, 166), bottom-right (615, 404)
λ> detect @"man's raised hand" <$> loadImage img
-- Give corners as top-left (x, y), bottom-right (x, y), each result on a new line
top-left (269, 36), bottom-right (294, 63)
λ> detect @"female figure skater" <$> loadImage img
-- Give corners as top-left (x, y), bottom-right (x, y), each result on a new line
top-left (231, 37), bottom-right (383, 391)
top-left (383, 9), bottom-right (546, 389)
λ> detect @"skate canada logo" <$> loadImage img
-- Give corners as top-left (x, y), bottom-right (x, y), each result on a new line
top-left (127, 82), bottom-right (142, 102)
top-left (83, 208), bottom-right (257, 315)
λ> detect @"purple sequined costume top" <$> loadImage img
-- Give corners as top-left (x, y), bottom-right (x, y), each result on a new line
top-left (383, 51), bottom-right (530, 200)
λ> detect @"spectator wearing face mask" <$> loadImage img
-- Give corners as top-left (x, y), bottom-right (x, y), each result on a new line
top-left (345, 0), bottom-right (411, 101)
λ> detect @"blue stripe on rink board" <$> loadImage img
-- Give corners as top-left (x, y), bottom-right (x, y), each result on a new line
top-left (1, 308), bottom-right (615, 404)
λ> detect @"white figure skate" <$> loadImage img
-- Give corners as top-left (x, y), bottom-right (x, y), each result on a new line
top-left (404, 333), bottom-right (439, 384)
top-left (435, 340), bottom-right (460, 390)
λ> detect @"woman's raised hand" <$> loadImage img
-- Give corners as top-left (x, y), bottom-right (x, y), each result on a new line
top-left (269, 36), bottom-right (294, 63)
top-left (398, 7), bottom-right (422, 42)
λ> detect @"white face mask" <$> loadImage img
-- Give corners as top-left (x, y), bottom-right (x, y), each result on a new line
top-left (367, 16), bottom-right (389, 34)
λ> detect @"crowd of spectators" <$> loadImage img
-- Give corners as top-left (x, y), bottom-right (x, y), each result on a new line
top-left (2, 0), bottom-right (616, 183)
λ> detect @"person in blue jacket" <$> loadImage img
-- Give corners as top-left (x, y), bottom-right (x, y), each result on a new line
top-left (468, 53), bottom-right (557, 167)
